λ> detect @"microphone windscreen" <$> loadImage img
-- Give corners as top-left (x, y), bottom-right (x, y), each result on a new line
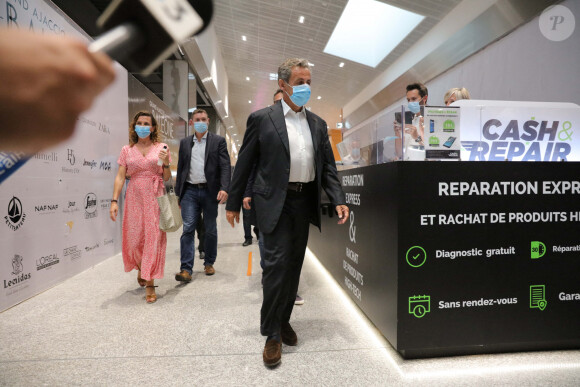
top-left (193, 0), bottom-right (214, 35)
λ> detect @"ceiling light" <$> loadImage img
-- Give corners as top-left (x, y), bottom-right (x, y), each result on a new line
top-left (317, 96), bottom-right (322, 100)
top-left (324, 0), bottom-right (424, 68)
top-left (269, 73), bottom-right (278, 80)
top-left (242, 35), bottom-right (247, 41)
top-left (308, 62), bottom-right (315, 67)
top-left (299, 16), bottom-right (305, 23)
top-left (246, 76), bottom-right (250, 81)
top-left (339, 62), bottom-right (345, 68)
top-left (248, 100), bottom-right (252, 103)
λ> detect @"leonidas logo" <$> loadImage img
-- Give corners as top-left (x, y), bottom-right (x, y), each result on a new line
top-left (5, 196), bottom-right (26, 231)
top-left (36, 253), bottom-right (60, 271)
top-left (462, 118), bottom-right (574, 161)
top-left (4, 255), bottom-right (31, 289)
top-left (84, 193), bottom-right (98, 219)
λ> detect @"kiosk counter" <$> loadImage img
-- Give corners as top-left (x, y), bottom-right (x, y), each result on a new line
top-left (309, 101), bottom-right (580, 358)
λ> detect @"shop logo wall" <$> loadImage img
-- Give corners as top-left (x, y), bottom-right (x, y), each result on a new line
top-left (12, 254), bottom-right (23, 275)
top-left (63, 245), bottom-right (82, 261)
top-left (67, 149), bottom-right (76, 165)
top-left (35, 202), bottom-right (59, 215)
top-left (84, 193), bottom-right (98, 219)
top-left (100, 199), bottom-right (111, 210)
top-left (5, 255), bottom-right (31, 289)
top-left (63, 201), bottom-right (79, 214)
top-left (34, 151), bottom-right (58, 163)
top-left (85, 242), bottom-right (100, 252)
top-left (62, 149), bottom-right (80, 174)
top-left (36, 253), bottom-right (60, 271)
top-left (5, 196), bottom-right (26, 231)
top-left (83, 159), bottom-right (97, 169)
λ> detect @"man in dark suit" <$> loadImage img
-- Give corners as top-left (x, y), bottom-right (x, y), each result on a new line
top-left (226, 58), bottom-right (349, 367)
top-left (175, 109), bottom-right (231, 281)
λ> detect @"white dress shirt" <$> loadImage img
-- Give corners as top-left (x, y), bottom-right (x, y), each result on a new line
top-left (281, 99), bottom-right (315, 182)
top-left (187, 131), bottom-right (207, 184)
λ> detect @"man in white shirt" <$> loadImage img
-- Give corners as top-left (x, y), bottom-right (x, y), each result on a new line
top-left (225, 58), bottom-right (349, 367)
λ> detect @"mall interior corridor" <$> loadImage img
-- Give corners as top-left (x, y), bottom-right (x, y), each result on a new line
top-left (0, 207), bottom-right (579, 386)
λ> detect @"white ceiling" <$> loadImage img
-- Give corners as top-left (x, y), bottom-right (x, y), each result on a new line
top-left (212, 0), bottom-right (461, 139)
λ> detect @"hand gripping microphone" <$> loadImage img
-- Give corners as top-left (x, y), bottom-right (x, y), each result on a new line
top-left (89, 0), bottom-right (214, 75)
top-left (0, 1), bottom-right (213, 184)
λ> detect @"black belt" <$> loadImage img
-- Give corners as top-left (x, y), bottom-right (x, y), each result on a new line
top-left (287, 182), bottom-right (313, 192)
top-left (186, 182), bottom-right (208, 189)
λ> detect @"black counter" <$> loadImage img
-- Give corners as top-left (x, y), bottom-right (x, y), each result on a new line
top-left (308, 161), bottom-right (580, 358)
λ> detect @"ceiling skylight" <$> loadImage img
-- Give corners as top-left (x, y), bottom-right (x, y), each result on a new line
top-left (324, 0), bottom-right (424, 68)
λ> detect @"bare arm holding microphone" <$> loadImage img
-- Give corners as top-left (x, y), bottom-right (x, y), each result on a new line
top-left (0, 28), bottom-right (116, 154)
top-left (0, 0), bottom-right (213, 155)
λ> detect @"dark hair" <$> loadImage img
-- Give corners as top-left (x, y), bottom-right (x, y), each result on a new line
top-left (406, 82), bottom-right (428, 98)
top-left (129, 111), bottom-right (158, 146)
top-left (273, 89), bottom-right (283, 103)
top-left (278, 58), bottom-right (311, 83)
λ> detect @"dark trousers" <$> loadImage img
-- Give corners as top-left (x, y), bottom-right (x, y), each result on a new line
top-left (260, 185), bottom-right (315, 337)
top-left (196, 213), bottom-right (205, 252)
top-left (242, 207), bottom-right (259, 240)
top-left (179, 185), bottom-right (218, 273)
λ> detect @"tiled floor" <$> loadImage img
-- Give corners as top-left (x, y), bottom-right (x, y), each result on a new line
top-left (1, 207), bottom-right (579, 386)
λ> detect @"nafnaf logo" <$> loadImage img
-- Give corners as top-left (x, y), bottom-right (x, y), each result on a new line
top-left (4, 255), bottom-right (31, 289)
top-left (35, 202), bottom-right (59, 215)
top-left (84, 193), bottom-right (98, 219)
top-left (462, 118), bottom-right (574, 161)
top-left (5, 196), bottom-right (26, 231)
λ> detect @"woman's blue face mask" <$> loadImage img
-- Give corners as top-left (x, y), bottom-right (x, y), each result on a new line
top-left (135, 125), bottom-right (151, 138)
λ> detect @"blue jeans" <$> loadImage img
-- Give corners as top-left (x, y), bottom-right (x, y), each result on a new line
top-left (179, 185), bottom-right (218, 273)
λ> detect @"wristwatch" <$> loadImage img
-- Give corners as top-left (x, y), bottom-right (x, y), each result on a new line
top-left (162, 164), bottom-right (170, 169)
top-left (415, 136), bottom-right (423, 143)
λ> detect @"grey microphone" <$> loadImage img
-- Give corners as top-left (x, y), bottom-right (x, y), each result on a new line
top-left (89, 0), bottom-right (214, 75)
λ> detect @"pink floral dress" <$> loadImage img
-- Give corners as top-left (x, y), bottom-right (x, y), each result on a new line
top-left (117, 142), bottom-right (171, 280)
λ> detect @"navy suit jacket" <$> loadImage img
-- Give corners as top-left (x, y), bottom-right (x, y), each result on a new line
top-left (175, 131), bottom-right (231, 201)
top-left (226, 101), bottom-right (345, 234)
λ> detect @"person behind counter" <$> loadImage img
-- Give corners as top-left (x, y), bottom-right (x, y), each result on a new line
top-left (444, 87), bottom-right (471, 105)
top-left (109, 111), bottom-right (172, 304)
top-left (394, 82), bottom-right (428, 160)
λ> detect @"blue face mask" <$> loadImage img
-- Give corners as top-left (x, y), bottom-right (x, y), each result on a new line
top-left (194, 122), bottom-right (208, 133)
top-left (407, 101), bottom-right (421, 114)
top-left (285, 82), bottom-right (311, 107)
top-left (135, 125), bottom-right (151, 138)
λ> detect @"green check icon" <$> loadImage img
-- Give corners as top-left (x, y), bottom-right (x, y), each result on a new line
top-left (406, 246), bottom-right (427, 268)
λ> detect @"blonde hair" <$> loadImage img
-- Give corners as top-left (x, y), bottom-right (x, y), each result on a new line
top-left (444, 87), bottom-right (471, 105)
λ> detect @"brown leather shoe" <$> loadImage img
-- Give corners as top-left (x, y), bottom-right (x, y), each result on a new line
top-left (204, 265), bottom-right (215, 276)
top-left (175, 270), bottom-right (192, 282)
top-left (281, 322), bottom-right (297, 346)
top-left (263, 339), bottom-right (281, 367)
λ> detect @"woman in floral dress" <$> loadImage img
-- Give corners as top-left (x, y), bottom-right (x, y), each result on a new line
top-left (109, 111), bottom-right (172, 303)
